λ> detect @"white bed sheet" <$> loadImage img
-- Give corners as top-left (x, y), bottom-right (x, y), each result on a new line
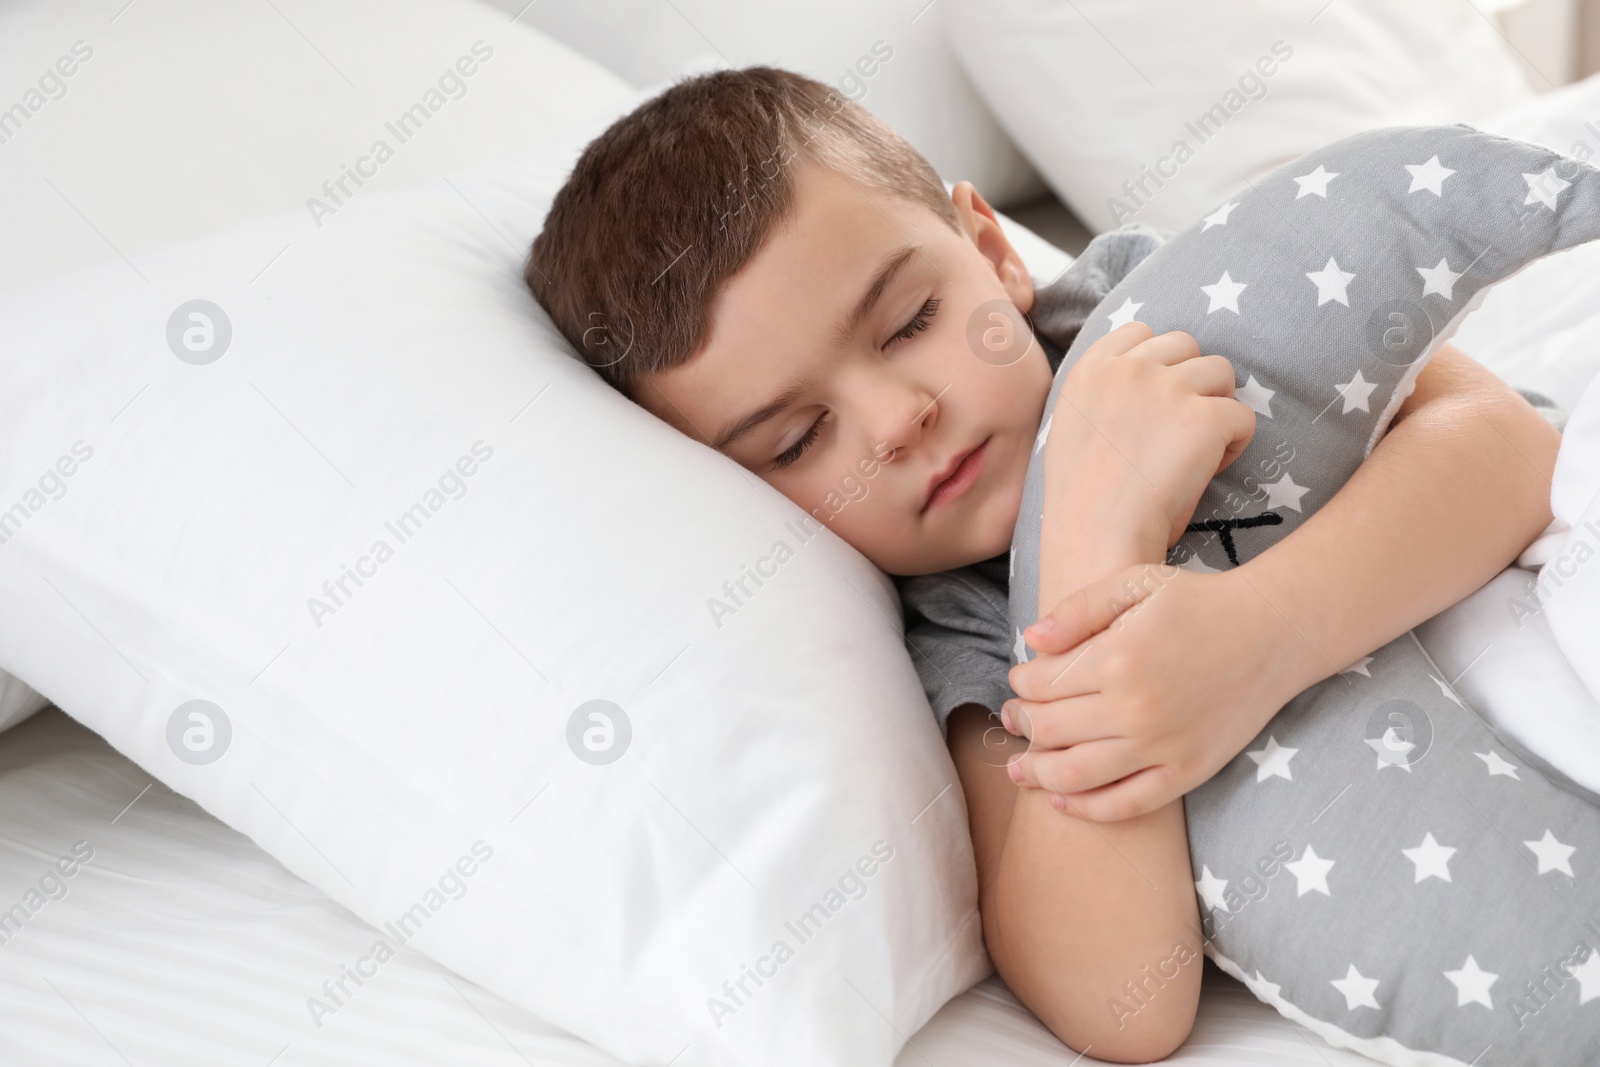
top-left (0, 709), bottom-right (1384, 1066)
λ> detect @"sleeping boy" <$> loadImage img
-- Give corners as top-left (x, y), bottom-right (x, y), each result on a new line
top-left (524, 68), bottom-right (1561, 1063)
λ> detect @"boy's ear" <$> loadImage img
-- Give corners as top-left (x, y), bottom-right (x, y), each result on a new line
top-left (950, 180), bottom-right (1035, 314)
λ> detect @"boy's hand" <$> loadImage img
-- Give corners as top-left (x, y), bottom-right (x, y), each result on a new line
top-left (1045, 323), bottom-right (1256, 559)
top-left (1004, 562), bottom-right (1305, 822)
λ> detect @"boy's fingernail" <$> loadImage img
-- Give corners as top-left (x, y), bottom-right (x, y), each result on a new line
top-left (1000, 701), bottom-right (1019, 733)
top-left (1027, 618), bottom-right (1055, 641)
top-left (1007, 757), bottom-right (1024, 783)
top-left (1050, 793), bottom-right (1066, 811)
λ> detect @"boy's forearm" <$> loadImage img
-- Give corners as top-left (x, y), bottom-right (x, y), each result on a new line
top-left (989, 787), bottom-right (1202, 1060)
top-left (989, 498), bottom-right (1199, 1059)
top-left (1240, 345), bottom-right (1560, 701)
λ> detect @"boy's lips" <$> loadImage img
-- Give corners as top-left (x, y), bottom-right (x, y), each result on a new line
top-left (923, 437), bottom-right (989, 513)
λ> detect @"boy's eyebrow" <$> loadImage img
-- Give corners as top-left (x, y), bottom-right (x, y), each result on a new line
top-left (712, 244), bottom-right (921, 454)
top-left (712, 375), bottom-right (813, 452)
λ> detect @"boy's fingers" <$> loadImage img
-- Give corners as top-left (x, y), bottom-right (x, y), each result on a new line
top-left (1004, 694), bottom-right (1112, 750)
top-left (1051, 763), bottom-right (1175, 823)
top-left (1090, 320), bottom-right (1154, 357)
top-left (1131, 329), bottom-right (1201, 366)
top-left (1212, 394), bottom-right (1258, 472)
top-left (1008, 641), bottom-right (1099, 701)
top-left (1170, 352), bottom-right (1237, 396)
top-left (1024, 562), bottom-right (1178, 653)
top-left (1009, 737), bottom-right (1140, 795)
top-left (1023, 583), bottom-right (1112, 653)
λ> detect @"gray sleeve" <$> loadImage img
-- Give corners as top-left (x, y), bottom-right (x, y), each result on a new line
top-left (897, 562), bottom-right (1017, 739)
top-left (1029, 222), bottom-right (1170, 350)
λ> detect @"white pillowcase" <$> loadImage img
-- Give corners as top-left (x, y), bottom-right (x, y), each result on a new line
top-left (0, 0), bottom-right (647, 739)
top-left (0, 672), bottom-right (48, 734)
top-left (0, 0), bottom-right (640, 292)
top-left (943, 0), bottom-right (1535, 233)
top-left (0, 138), bottom-right (1001, 1063)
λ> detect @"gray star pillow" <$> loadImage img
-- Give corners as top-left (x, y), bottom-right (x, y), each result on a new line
top-left (1009, 124), bottom-right (1600, 1064)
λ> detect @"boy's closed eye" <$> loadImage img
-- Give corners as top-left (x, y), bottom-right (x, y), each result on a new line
top-left (773, 296), bottom-right (943, 470)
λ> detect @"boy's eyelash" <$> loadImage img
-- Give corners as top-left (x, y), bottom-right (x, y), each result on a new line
top-left (770, 298), bottom-right (940, 472)
top-left (773, 412), bottom-right (828, 470)
top-left (890, 297), bottom-right (941, 345)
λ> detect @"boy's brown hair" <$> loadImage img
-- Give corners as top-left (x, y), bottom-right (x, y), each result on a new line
top-left (525, 66), bottom-right (959, 400)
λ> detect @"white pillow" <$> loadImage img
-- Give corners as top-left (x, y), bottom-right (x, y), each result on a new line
top-left (943, 0), bottom-right (1536, 233)
top-left (0, 140), bottom-right (1001, 1063)
top-left (0, 671), bottom-right (48, 734)
top-left (0, 0), bottom-right (644, 743)
top-left (0, 0), bottom-right (644, 292)
top-left (514, 0), bottom-right (1046, 208)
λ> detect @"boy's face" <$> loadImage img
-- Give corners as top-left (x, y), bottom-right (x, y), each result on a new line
top-left (637, 160), bottom-right (1052, 577)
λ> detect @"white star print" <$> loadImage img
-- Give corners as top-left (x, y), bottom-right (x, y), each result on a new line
top-left (1202, 201), bottom-right (1238, 230)
top-left (1009, 546), bottom-right (1015, 580)
top-left (1525, 829), bottom-right (1576, 876)
top-left (1416, 257), bottom-right (1463, 300)
top-left (1294, 165), bottom-right (1339, 199)
top-left (1235, 374), bottom-right (1275, 418)
top-left (1430, 674), bottom-right (1465, 708)
top-left (1013, 628), bottom-right (1029, 665)
top-left (1523, 167), bottom-right (1571, 211)
top-left (1196, 866), bottom-right (1230, 912)
top-left (1263, 472), bottom-right (1309, 512)
top-left (1367, 727), bottom-right (1416, 771)
top-left (1286, 843), bottom-right (1335, 897)
top-left (1201, 270), bottom-right (1247, 314)
top-left (1331, 964), bottom-right (1382, 1010)
top-left (1246, 735), bottom-right (1298, 782)
top-left (1405, 155), bottom-right (1455, 196)
top-left (1335, 370), bottom-right (1378, 413)
top-left (1476, 750), bottom-right (1520, 779)
top-left (1305, 257), bottom-right (1357, 306)
top-left (1571, 949), bottom-right (1600, 1004)
top-left (1177, 553), bottom-right (1222, 574)
top-left (1034, 413), bottom-right (1052, 455)
top-left (1402, 832), bottom-right (1456, 883)
top-left (1444, 955), bottom-right (1498, 1009)
top-left (1340, 656), bottom-right (1374, 678)
top-left (1106, 297), bottom-right (1144, 329)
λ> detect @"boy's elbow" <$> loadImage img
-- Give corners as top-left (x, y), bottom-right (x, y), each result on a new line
top-left (1001, 937), bottom-right (1199, 1064)
top-left (1094, 1008), bottom-right (1198, 1064)
top-left (1042, 996), bottom-right (1198, 1065)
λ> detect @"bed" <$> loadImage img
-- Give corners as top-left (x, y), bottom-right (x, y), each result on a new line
top-left (1, 707), bottom-right (1391, 1065)
top-left (5, 3), bottom-right (1600, 1064)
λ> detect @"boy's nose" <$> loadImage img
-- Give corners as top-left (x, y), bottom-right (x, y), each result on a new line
top-left (840, 360), bottom-right (939, 438)
top-left (865, 390), bottom-right (937, 468)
